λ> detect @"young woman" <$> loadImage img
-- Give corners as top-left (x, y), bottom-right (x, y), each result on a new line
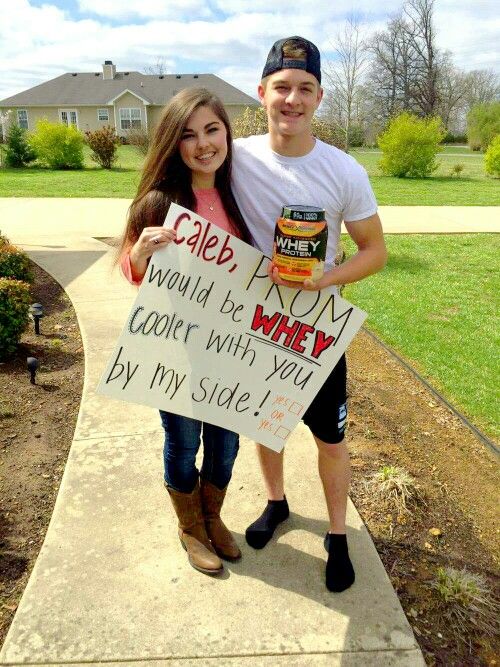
top-left (118, 88), bottom-right (252, 575)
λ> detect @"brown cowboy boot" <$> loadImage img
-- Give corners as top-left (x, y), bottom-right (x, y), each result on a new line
top-left (166, 481), bottom-right (223, 575)
top-left (200, 479), bottom-right (241, 561)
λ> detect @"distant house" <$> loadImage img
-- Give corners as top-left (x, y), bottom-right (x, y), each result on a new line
top-left (0, 60), bottom-right (257, 138)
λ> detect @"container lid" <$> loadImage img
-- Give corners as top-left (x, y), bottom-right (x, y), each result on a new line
top-left (281, 205), bottom-right (325, 222)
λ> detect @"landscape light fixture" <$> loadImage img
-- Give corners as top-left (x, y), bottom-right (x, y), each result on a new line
top-left (27, 356), bottom-right (39, 384)
top-left (30, 303), bottom-right (44, 334)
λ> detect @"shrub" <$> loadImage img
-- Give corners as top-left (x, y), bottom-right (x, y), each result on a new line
top-left (4, 124), bottom-right (36, 167)
top-left (232, 106), bottom-right (268, 139)
top-left (127, 127), bottom-right (152, 156)
top-left (0, 278), bottom-right (31, 360)
top-left (450, 163), bottom-right (464, 178)
top-left (467, 102), bottom-right (500, 151)
top-left (442, 132), bottom-right (467, 144)
top-left (29, 119), bottom-right (84, 169)
top-left (346, 123), bottom-right (365, 148)
top-left (377, 112), bottom-right (445, 178)
top-left (365, 464), bottom-right (423, 515)
top-left (84, 126), bottom-right (120, 168)
top-left (484, 134), bottom-right (500, 177)
top-left (0, 243), bottom-right (34, 282)
top-left (432, 566), bottom-right (499, 637)
top-left (311, 117), bottom-right (344, 148)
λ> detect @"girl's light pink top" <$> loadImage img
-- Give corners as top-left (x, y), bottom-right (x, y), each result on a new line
top-left (121, 189), bottom-right (235, 286)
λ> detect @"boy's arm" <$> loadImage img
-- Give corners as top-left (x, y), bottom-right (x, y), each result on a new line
top-left (268, 213), bottom-right (387, 291)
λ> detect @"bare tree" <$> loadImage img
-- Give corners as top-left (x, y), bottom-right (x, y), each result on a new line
top-left (463, 69), bottom-right (500, 108)
top-left (365, 0), bottom-right (444, 123)
top-left (367, 15), bottom-right (417, 118)
top-left (436, 54), bottom-right (469, 129)
top-left (402, 0), bottom-right (441, 116)
top-left (323, 17), bottom-right (368, 152)
top-left (144, 56), bottom-right (170, 76)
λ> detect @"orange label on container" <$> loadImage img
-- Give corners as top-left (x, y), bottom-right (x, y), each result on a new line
top-left (272, 218), bottom-right (328, 282)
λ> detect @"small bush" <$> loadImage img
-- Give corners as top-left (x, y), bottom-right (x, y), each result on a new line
top-left (29, 119), bottom-right (84, 169)
top-left (442, 132), bottom-right (467, 144)
top-left (378, 112), bottom-right (445, 178)
top-left (127, 127), bottom-right (152, 156)
top-left (311, 117), bottom-right (343, 148)
top-left (0, 243), bottom-right (34, 282)
top-left (484, 134), bottom-right (500, 177)
top-left (467, 102), bottom-right (500, 151)
top-left (450, 163), bottom-right (464, 178)
top-left (432, 566), bottom-right (499, 637)
top-left (346, 123), bottom-right (365, 148)
top-left (0, 278), bottom-right (31, 360)
top-left (232, 106), bottom-right (268, 139)
top-left (4, 124), bottom-right (36, 167)
top-left (85, 126), bottom-right (120, 169)
top-left (365, 464), bottom-right (423, 515)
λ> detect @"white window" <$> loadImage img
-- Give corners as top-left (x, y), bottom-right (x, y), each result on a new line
top-left (17, 109), bottom-right (28, 129)
top-left (98, 108), bottom-right (109, 121)
top-left (119, 108), bottom-right (141, 130)
top-left (59, 109), bottom-right (78, 128)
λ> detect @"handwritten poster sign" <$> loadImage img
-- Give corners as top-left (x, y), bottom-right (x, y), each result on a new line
top-left (97, 204), bottom-right (367, 452)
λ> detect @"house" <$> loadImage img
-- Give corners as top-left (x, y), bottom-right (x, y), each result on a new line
top-left (0, 61), bottom-right (258, 138)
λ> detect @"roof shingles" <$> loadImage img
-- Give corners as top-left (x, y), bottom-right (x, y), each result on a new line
top-left (0, 72), bottom-right (257, 107)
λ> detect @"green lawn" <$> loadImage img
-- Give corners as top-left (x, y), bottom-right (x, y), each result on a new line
top-left (343, 233), bottom-right (500, 439)
top-left (1, 144), bottom-right (498, 204)
top-left (351, 146), bottom-right (499, 206)
top-left (0, 146), bottom-right (143, 198)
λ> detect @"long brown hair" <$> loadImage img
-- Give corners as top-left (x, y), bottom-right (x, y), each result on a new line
top-left (118, 87), bottom-right (252, 258)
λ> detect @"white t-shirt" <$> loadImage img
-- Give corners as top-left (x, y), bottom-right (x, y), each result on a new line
top-left (232, 134), bottom-right (378, 270)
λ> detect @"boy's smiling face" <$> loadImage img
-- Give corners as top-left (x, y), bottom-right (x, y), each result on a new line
top-left (258, 69), bottom-right (323, 140)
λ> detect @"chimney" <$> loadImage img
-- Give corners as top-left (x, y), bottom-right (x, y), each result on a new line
top-left (102, 60), bottom-right (116, 80)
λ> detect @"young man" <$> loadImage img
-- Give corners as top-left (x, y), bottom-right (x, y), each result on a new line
top-left (231, 36), bottom-right (387, 593)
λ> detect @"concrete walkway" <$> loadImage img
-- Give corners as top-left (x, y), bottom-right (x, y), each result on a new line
top-left (2, 197), bottom-right (495, 666)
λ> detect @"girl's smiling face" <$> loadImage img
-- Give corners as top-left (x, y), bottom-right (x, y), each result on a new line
top-left (178, 105), bottom-right (228, 188)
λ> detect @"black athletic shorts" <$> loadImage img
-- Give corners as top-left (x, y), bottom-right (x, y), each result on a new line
top-left (302, 354), bottom-right (348, 444)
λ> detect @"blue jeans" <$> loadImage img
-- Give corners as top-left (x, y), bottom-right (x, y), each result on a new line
top-left (159, 411), bottom-right (239, 493)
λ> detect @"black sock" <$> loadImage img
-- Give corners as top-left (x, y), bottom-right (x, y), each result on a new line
top-left (245, 497), bottom-right (289, 549)
top-left (324, 533), bottom-right (355, 593)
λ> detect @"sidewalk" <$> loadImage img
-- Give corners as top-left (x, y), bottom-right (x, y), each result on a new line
top-left (3, 196), bottom-right (492, 665)
top-left (0, 198), bottom-right (498, 238)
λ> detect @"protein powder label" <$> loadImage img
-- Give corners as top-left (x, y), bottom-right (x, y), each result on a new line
top-left (272, 205), bottom-right (327, 282)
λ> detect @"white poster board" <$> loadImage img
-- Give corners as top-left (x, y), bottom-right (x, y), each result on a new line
top-left (97, 204), bottom-right (367, 452)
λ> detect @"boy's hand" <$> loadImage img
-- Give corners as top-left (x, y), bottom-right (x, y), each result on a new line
top-left (267, 262), bottom-right (328, 291)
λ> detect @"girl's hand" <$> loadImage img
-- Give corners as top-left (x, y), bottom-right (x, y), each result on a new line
top-left (130, 227), bottom-right (177, 264)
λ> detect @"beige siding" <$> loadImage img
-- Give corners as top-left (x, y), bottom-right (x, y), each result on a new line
top-left (113, 92), bottom-right (147, 136)
top-left (77, 107), bottom-right (114, 132)
top-left (147, 105), bottom-right (164, 131)
top-left (146, 103), bottom-right (257, 133)
top-left (0, 100), bottom-right (256, 137)
top-left (0, 106), bottom-right (115, 132)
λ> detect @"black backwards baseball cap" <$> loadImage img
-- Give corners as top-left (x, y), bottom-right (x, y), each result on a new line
top-left (261, 36), bottom-right (322, 84)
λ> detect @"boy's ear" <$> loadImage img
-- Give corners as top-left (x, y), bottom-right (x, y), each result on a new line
top-left (258, 83), bottom-right (266, 104)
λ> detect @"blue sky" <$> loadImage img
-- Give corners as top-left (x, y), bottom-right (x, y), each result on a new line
top-left (1, 0), bottom-right (499, 101)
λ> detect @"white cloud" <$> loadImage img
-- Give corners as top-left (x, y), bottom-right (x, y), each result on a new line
top-left (215, 65), bottom-right (260, 99)
top-left (434, 5), bottom-right (500, 72)
top-left (78, 0), bottom-right (211, 20)
top-left (214, 0), bottom-right (402, 16)
top-left (0, 1), bottom-right (498, 102)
